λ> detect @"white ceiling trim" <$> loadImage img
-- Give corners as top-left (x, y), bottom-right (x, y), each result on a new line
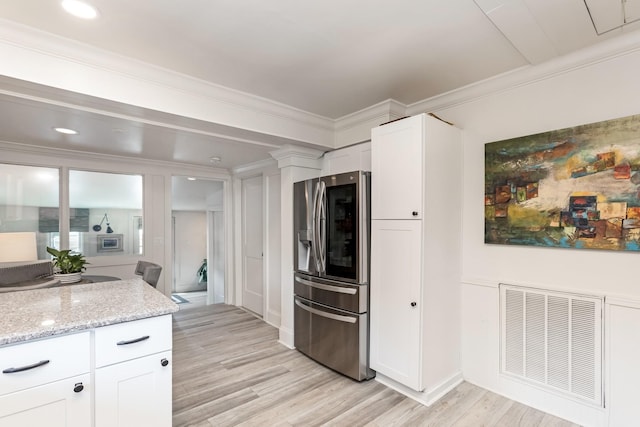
top-left (406, 25), bottom-right (640, 118)
top-left (231, 158), bottom-right (278, 177)
top-left (0, 139), bottom-right (231, 179)
top-left (334, 99), bottom-right (408, 147)
top-left (0, 87), bottom-right (284, 149)
top-left (269, 144), bottom-right (324, 169)
top-left (0, 19), bottom-right (335, 148)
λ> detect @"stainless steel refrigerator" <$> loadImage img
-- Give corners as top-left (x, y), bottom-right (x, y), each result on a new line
top-left (293, 170), bottom-right (375, 381)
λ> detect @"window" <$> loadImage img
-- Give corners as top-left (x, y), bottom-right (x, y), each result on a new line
top-left (0, 163), bottom-right (59, 259)
top-left (69, 170), bottom-right (143, 257)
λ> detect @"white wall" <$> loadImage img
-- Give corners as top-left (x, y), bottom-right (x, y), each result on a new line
top-left (210, 210), bottom-right (225, 303)
top-left (428, 37), bottom-right (640, 426)
top-left (172, 211), bottom-right (207, 293)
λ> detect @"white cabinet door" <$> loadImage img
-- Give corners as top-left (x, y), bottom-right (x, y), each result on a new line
top-left (0, 374), bottom-right (91, 427)
top-left (370, 219), bottom-right (423, 391)
top-left (95, 351), bottom-right (172, 427)
top-left (371, 114), bottom-right (423, 220)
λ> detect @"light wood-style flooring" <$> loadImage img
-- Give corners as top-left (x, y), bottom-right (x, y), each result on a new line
top-left (173, 291), bottom-right (207, 308)
top-left (172, 304), bottom-right (581, 427)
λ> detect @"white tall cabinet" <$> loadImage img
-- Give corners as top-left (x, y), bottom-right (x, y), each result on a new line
top-left (370, 114), bottom-right (462, 401)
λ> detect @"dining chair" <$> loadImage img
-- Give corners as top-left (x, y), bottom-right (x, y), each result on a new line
top-left (134, 260), bottom-right (162, 288)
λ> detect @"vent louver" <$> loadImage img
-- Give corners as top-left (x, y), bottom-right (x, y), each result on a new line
top-left (500, 284), bottom-right (603, 406)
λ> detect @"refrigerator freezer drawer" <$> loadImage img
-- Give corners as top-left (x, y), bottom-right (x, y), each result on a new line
top-left (294, 296), bottom-right (374, 381)
top-left (294, 273), bottom-right (368, 313)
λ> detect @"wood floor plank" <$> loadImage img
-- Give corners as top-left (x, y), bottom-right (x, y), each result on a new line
top-left (450, 389), bottom-right (514, 427)
top-left (172, 304), bottom-right (581, 427)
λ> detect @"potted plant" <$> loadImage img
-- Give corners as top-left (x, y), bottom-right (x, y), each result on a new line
top-left (197, 259), bottom-right (207, 283)
top-left (46, 246), bottom-right (88, 284)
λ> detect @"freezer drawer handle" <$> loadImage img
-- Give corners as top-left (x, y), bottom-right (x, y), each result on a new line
top-left (295, 299), bottom-right (357, 324)
top-left (295, 276), bottom-right (357, 295)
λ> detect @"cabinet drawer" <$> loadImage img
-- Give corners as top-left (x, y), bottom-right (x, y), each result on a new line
top-left (0, 332), bottom-right (90, 396)
top-left (94, 315), bottom-right (172, 368)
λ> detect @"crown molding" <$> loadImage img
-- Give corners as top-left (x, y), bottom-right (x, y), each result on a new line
top-left (333, 99), bottom-right (408, 147)
top-left (231, 158), bottom-right (278, 176)
top-left (269, 144), bottom-right (324, 169)
top-left (406, 27), bottom-right (640, 117)
top-left (0, 19), bottom-right (335, 148)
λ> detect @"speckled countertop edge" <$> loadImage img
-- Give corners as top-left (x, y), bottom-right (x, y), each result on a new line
top-left (0, 278), bottom-right (179, 346)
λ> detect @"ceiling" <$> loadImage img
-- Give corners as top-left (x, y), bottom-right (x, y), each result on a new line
top-left (1, 0), bottom-right (640, 170)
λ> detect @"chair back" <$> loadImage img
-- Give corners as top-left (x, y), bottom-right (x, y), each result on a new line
top-left (134, 260), bottom-right (162, 288)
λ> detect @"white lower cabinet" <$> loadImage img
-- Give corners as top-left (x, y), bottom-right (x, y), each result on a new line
top-left (370, 220), bottom-right (423, 390)
top-left (0, 332), bottom-right (91, 427)
top-left (95, 351), bottom-right (172, 427)
top-left (0, 315), bottom-right (172, 427)
top-left (94, 315), bottom-right (173, 427)
top-left (0, 373), bottom-right (90, 427)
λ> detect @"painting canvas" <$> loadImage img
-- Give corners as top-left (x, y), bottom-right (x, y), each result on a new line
top-left (485, 113), bottom-right (640, 251)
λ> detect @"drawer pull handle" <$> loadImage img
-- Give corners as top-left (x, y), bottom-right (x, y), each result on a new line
top-left (295, 276), bottom-right (357, 294)
top-left (295, 299), bottom-right (357, 324)
top-left (117, 335), bottom-right (150, 346)
top-left (2, 359), bottom-right (50, 374)
top-left (160, 358), bottom-right (169, 367)
top-left (73, 382), bottom-right (84, 393)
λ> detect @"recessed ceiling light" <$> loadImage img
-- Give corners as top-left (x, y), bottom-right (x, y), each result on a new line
top-left (54, 127), bottom-right (78, 135)
top-left (209, 156), bottom-right (222, 163)
top-left (187, 177), bottom-right (196, 181)
top-left (61, 0), bottom-right (99, 19)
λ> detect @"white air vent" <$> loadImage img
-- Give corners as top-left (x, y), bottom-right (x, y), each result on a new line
top-left (500, 284), bottom-right (603, 406)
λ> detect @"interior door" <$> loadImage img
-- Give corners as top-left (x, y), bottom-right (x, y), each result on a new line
top-left (242, 175), bottom-right (264, 315)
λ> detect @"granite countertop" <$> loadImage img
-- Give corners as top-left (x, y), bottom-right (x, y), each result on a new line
top-left (0, 278), bottom-right (179, 346)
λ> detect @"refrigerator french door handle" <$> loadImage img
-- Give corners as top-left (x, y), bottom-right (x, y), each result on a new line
top-left (295, 276), bottom-right (357, 294)
top-left (311, 182), bottom-right (322, 273)
top-left (318, 181), bottom-right (327, 273)
top-left (295, 299), bottom-right (357, 324)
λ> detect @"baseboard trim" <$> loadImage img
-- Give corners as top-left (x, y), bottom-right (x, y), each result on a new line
top-left (278, 326), bottom-right (294, 349)
top-left (374, 371), bottom-right (464, 407)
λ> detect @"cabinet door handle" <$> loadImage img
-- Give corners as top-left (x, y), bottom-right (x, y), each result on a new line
top-left (117, 335), bottom-right (150, 346)
top-left (411, 301), bottom-right (417, 307)
top-left (161, 358), bottom-right (169, 367)
top-left (412, 211), bottom-right (419, 217)
top-left (2, 359), bottom-right (50, 374)
top-left (73, 382), bottom-right (84, 393)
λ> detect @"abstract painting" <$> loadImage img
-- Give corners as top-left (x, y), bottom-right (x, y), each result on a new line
top-left (485, 113), bottom-right (640, 251)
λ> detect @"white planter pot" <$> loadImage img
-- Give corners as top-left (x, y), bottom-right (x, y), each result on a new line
top-left (54, 272), bottom-right (82, 284)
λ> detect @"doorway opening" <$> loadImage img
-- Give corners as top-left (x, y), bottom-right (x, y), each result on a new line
top-left (171, 176), bottom-right (225, 309)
